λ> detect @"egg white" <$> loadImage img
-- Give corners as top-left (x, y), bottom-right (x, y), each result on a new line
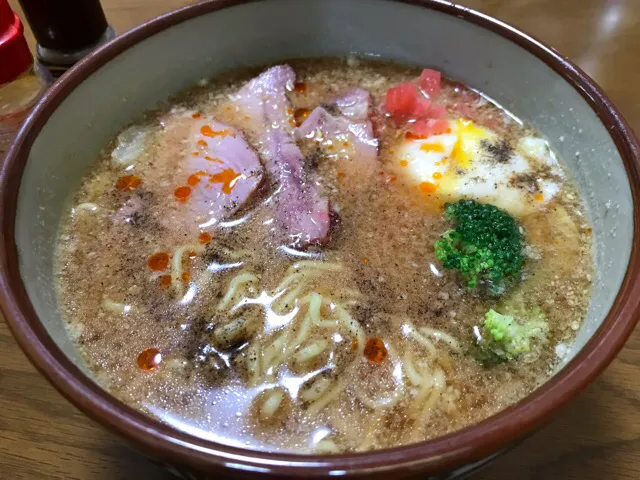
top-left (393, 119), bottom-right (563, 216)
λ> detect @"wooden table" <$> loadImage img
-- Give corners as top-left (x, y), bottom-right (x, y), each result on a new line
top-left (3, 1), bottom-right (639, 478)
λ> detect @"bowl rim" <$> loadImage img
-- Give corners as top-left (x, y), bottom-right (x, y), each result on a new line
top-left (1, 0), bottom-right (640, 477)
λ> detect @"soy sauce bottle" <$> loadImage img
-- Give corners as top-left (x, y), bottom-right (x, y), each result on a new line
top-left (18, 0), bottom-right (115, 78)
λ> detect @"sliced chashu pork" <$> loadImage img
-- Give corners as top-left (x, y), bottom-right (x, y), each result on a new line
top-left (296, 87), bottom-right (378, 176)
top-left (184, 118), bottom-right (264, 228)
top-left (231, 65), bottom-right (331, 247)
top-left (112, 114), bottom-right (264, 232)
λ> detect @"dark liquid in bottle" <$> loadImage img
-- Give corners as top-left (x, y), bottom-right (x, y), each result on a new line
top-left (18, 0), bottom-right (108, 52)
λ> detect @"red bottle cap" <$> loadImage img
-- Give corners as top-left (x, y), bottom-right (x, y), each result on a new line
top-left (0, 0), bottom-right (33, 85)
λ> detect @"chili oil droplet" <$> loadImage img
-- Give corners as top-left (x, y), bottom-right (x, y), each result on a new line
top-left (116, 175), bottom-right (142, 191)
top-left (364, 338), bottom-right (388, 363)
top-left (148, 252), bottom-right (169, 271)
top-left (137, 348), bottom-right (161, 371)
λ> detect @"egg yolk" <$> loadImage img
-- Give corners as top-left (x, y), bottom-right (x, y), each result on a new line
top-left (451, 119), bottom-right (491, 168)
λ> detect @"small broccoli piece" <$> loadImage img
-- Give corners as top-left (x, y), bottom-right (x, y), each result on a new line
top-left (434, 199), bottom-right (524, 295)
top-left (477, 309), bottom-right (548, 363)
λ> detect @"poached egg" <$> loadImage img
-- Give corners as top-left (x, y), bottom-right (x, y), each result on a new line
top-left (394, 119), bottom-right (562, 216)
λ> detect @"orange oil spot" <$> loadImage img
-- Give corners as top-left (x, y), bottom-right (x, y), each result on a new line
top-left (205, 156), bottom-right (223, 163)
top-left (337, 171), bottom-right (346, 181)
top-left (201, 125), bottom-right (231, 138)
top-left (197, 139), bottom-right (208, 147)
top-left (187, 171), bottom-right (207, 186)
top-left (433, 172), bottom-right (443, 180)
top-left (534, 193), bottom-right (544, 202)
top-left (400, 160), bottom-right (408, 167)
top-left (192, 151), bottom-right (200, 156)
top-left (160, 275), bottom-right (172, 288)
top-left (420, 143), bottom-right (445, 153)
top-left (192, 112), bottom-right (201, 119)
top-left (362, 257), bottom-right (369, 264)
top-left (148, 252), bottom-right (170, 271)
top-left (198, 232), bottom-right (212, 244)
top-left (343, 142), bottom-right (350, 148)
top-left (293, 82), bottom-right (307, 93)
top-left (364, 338), bottom-right (388, 363)
top-left (174, 185), bottom-right (192, 202)
top-left (137, 348), bottom-right (161, 371)
top-left (116, 175), bottom-right (142, 191)
top-left (420, 182), bottom-right (438, 193)
top-left (405, 132), bottom-right (426, 141)
top-left (188, 250), bottom-right (198, 259)
top-left (209, 168), bottom-right (242, 194)
top-left (181, 272), bottom-right (191, 282)
top-left (389, 176), bottom-right (397, 183)
top-left (294, 108), bottom-right (311, 126)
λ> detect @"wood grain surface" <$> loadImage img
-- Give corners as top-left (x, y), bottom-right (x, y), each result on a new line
top-left (2, 1), bottom-right (639, 478)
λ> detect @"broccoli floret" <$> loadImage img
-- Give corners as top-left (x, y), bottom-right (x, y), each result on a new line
top-left (477, 309), bottom-right (548, 363)
top-left (434, 199), bottom-right (524, 295)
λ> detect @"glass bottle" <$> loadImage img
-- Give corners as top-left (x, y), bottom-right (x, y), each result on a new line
top-left (0, 0), bottom-right (51, 158)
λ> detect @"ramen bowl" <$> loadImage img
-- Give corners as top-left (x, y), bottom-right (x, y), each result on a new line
top-left (1, 0), bottom-right (639, 478)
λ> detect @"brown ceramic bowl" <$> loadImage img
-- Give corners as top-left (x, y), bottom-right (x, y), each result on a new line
top-left (1, 0), bottom-right (639, 478)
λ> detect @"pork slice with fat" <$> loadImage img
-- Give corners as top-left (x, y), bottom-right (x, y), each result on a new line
top-left (233, 65), bottom-right (332, 247)
top-left (296, 87), bottom-right (378, 175)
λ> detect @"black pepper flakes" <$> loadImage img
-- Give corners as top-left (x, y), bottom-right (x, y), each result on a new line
top-left (481, 138), bottom-right (513, 163)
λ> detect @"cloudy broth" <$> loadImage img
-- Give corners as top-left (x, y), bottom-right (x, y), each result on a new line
top-left (55, 59), bottom-right (592, 453)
